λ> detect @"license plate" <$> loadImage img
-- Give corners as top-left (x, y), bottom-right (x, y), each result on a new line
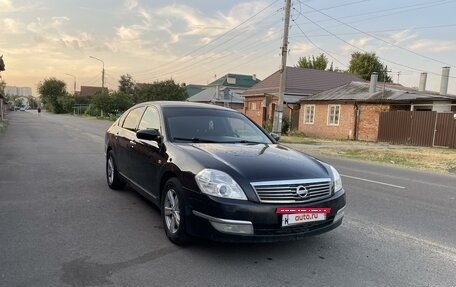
top-left (282, 213), bottom-right (326, 227)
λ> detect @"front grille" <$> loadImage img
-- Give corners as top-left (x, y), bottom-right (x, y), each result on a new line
top-left (254, 217), bottom-right (334, 235)
top-left (251, 178), bottom-right (332, 203)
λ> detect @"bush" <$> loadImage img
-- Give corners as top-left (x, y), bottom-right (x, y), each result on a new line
top-left (264, 117), bottom-right (289, 134)
top-left (85, 104), bottom-right (101, 117)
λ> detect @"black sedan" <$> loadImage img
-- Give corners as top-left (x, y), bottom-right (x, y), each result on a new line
top-left (104, 101), bottom-right (346, 244)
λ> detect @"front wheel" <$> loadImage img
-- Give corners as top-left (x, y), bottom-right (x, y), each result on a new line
top-left (161, 178), bottom-right (191, 245)
top-left (106, 150), bottom-right (125, 190)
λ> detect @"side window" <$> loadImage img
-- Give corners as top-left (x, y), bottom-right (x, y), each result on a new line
top-left (122, 107), bottom-right (145, 132)
top-left (304, 105), bottom-right (315, 124)
top-left (138, 107), bottom-right (160, 130)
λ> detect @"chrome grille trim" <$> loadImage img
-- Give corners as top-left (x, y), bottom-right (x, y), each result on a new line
top-left (251, 178), bottom-right (332, 203)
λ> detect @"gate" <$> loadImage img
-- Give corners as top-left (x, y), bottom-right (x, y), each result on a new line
top-left (378, 111), bottom-right (456, 148)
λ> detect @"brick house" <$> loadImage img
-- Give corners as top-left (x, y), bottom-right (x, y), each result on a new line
top-left (79, 86), bottom-right (108, 97)
top-left (299, 78), bottom-right (456, 141)
top-left (243, 67), bottom-right (361, 130)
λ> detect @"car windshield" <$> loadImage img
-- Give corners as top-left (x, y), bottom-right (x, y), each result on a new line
top-left (162, 107), bottom-right (273, 144)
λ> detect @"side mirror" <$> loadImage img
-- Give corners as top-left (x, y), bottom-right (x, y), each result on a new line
top-left (270, 132), bottom-right (280, 142)
top-left (136, 129), bottom-right (162, 143)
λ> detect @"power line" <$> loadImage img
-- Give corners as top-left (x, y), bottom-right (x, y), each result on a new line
top-left (132, 0), bottom-right (280, 76)
top-left (290, 24), bottom-right (456, 38)
top-left (134, 8), bottom-right (284, 81)
top-left (301, 1), bottom-right (456, 68)
top-left (292, 7), bottom-right (455, 79)
top-left (295, 0), bottom-right (454, 36)
top-left (291, 17), bottom-right (347, 69)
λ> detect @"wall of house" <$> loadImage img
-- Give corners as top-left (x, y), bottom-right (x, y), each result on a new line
top-left (357, 104), bottom-right (390, 141)
top-left (244, 96), bottom-right (264, 126)
top-left (244, 95), bottom-right (295, 131)
top-left (298, 102), bottom-right (356, 140)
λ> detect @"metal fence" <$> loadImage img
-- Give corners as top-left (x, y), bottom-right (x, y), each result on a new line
top-left (378, 111), bottom-right (456, 148)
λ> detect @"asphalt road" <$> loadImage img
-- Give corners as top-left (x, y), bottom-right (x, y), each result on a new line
top-left (1, 110), bottom-right (455, 287)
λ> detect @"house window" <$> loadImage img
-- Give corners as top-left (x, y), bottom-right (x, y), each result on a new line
top-left (250, 102), bottom-right (257, 110)
top-left (304, 105), bottom-right (315, 124)
top-left (327, 105), bottom-right (340, 126)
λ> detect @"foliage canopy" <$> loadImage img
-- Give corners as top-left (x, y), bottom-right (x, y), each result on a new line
top-left (348, 52), bottom-right (392, 82)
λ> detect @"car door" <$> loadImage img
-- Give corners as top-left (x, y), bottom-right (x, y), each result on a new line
top-left (129, 106), bottom-right (166, 199)
top-left (116, 106), bottom-right (145, 179)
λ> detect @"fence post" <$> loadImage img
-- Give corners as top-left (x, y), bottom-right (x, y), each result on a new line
top-left (432, 112), bottom-right (438, 147)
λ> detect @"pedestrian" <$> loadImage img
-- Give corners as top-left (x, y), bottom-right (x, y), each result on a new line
top-left (37, 107), bottom-right (41, 115)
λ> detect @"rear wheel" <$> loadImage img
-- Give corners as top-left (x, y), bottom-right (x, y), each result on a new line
top-left (161, 178), bottom-right (191, 245)
top-left (106, 150), bottom-right (125, 190)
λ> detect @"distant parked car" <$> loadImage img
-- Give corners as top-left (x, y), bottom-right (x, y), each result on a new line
top-left (104, 102), bottom-right (346, 244)
top-left (19, 107), bottom-right (25, 111)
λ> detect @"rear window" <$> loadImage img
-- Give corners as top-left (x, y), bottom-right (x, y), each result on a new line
top-left (122, 107), bottom-right (145, 132)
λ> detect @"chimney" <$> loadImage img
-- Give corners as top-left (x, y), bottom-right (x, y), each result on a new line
top-left (418, 73), bottom-right (427, 92)
top-left (440, 67), bottom-right (450, 96)
top-left (369, 72), bottom-right (378, 94)
top-left (252, 74), bottom-right (257, 81)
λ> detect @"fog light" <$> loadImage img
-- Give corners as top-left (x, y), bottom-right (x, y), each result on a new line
top-left (334, 206), bottom-right (346, 222)
top-left (210, 221), bottom-right (254, 235)
top-left (193, 211), bottom-right (254, 235)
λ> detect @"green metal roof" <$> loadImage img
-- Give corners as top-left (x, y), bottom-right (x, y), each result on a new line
top-left (208, 73), bottom-right (260, 88)
top-left (185, 85), bottom-right (206, 98)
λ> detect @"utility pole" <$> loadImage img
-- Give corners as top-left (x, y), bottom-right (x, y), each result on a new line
top-left (272, 0), bottom-right (292, 135)
top-left (89, 56), bottom-right (105, 89)
top-left (64, 73), bottom-right (76, 95)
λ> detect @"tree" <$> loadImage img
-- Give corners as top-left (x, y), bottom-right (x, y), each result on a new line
top-left (28, 97), bottom-right (39, 109)
top-left (91, 91), bottom-right (133, 115)
top-left (296, 53), bottom-right (328, 70)
top-left (37, 78), bottom-right (68, 113)
top-left (348, 52), bottom-right (392, 82)
top-left (135, 79), bottom-right (187, 102)
top-left (119, 74), bottom-right (135, 94)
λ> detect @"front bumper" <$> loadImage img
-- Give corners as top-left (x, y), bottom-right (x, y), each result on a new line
top-left (184, 188), bottom-right (346, 243)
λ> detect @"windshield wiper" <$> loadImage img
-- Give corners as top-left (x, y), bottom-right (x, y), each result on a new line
top-left (229, 140), bottom-right (264, 144)
top-left (173, 137), bottom-right (220, 143)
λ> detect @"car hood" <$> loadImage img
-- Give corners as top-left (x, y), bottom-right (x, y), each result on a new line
top-left (178, 143), bottom-right (330, 182)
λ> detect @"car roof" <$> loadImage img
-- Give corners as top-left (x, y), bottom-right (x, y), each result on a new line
top-left (134, 101), bottom-right (239, 112)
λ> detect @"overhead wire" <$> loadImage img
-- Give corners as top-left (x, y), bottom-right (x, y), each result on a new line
top-left (292, 5), bottom-right (456, 79)
top-left (132, 0), bottom-right (280, 77)
top-left (290, 24), bottom-right (456, 38)
top-left (291, 18), bottom-right (348, 69)
top-left (301, 1), bottom-right (456, 68)
top-left (294, 0), bottom-right (455, 35)
top-left (133, 7), bottom-right (282, 81)
top-left (134, 5), bottom-right (284, 82)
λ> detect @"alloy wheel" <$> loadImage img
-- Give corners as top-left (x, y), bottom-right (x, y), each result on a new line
top-left (164, 189), bottom-right (180, 234)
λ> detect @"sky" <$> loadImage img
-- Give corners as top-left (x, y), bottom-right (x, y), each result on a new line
top-left (1, 0), bottom-right (456, 96)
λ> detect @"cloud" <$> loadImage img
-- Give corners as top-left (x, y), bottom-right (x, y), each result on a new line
top-left (388, 30), bottom-right (418, 44)
top-left (0, 0), bottom-right (14, 11)
top-left (124, 0), bottom-right (138, 10)
top-left (0, 0), bottom-right (44, 12)
top-left (117, 1), bottom-right (266, 47)
top-left (290, 43), bottom-right (315, 55)
top-left (116, 26), bottom-right (142, 41)
top-left (51, 16), bottom-right (70, 27)
top-left (2, 18), bottom-right (24, 34)
top-left (340, 37), bottom-right (373, 52)
top-left (408, 39), bottom-right (456, 52)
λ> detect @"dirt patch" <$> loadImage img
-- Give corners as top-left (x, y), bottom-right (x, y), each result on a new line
top-left (281, 136), bottom-right (456, 174)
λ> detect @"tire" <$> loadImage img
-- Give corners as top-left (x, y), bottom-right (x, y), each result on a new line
top-left (106, 150), bottom-right (126, 190)
top-left (161, 178), bottom-right (191, 245)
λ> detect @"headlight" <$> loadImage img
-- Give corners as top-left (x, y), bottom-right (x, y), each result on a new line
top-left (330, 166), bottom-right (343, 192)
top-left (195, 169), bottom-right (247, 200)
